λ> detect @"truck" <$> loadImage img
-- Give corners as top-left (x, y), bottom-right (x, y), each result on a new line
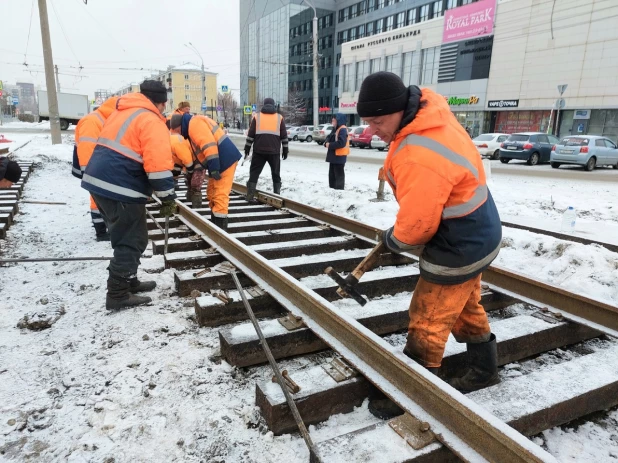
top-left (37, 91), bottom-right (89, 130)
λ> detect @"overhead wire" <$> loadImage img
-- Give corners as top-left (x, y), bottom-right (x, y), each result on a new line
top-left (24, 0), bottom-right (35, 65)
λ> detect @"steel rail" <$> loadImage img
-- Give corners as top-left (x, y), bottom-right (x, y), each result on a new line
top-left (231, 184), bottom-right (618, 338)
top-left (174, 199), bottom-right (556, 463)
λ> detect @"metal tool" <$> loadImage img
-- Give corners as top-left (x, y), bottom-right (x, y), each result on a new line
top-left (324, 241), bottom-right (385, 306)
top-left (0, 257), bottom-right (111, 264)
top-left (163, 216), bottom-right (170, 256)
top-left (145, 209), bottom-right (165, 234)
top-left (214, 261), bottom-right (322, 463)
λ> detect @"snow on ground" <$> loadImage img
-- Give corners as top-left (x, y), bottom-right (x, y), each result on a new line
top-left (1, 135), bottom-right (617, 462)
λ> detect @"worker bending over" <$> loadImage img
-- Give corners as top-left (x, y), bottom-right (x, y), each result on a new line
top-left (170, 132), bottom-right (203, 206)
top-left (356, 72), bottom-right (502, 416)
top-left (170, 113), bottom-right (241, 230)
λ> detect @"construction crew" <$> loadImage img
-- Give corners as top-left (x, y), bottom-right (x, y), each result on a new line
top-left (244, 97), bottom-right (288, 201)
top-left (356, 72), bottom-right (502, 416)
top-left (170, 132), bottom-right (204, 207)
top-left (72, 96), bottom-right (119, 241)
top-left (324, 113), bottom-right (349, 190)
top-left (170, 112), bottom-right (241, 230)
top-left (0, 157), bottom-right (22, 188)
top-left (82, 80), bottom-right (177, 310)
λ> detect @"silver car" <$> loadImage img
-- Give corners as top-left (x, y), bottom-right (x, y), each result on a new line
top-left (550, 135), bottom-right (618, 171)
top-left (287, 126), bottom-right (301, 141)
top-left (297, 125), bottom-right (314, 142)
top-left (313, 124), bottom-right (334, 145)
top-left (370, 134), bottom-right (388, 151)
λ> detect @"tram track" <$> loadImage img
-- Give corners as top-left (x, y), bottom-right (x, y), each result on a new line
top-left (144, 181), bottom-right (618, 462)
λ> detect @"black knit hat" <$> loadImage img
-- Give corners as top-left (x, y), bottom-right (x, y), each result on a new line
top-left (263, 97), bottom-right (275, 106)
top-left (357, 72), bottom-right (409, 117)
top-left (140, 80), bottom-right (168, 104)
top-left (4, 161), bottom-right (22, 183)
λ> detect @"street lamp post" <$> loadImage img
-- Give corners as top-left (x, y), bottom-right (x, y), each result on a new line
top-left (185, 42), bottom-right (205, 115)
top-left (303, 0), bottom-right (319, 128)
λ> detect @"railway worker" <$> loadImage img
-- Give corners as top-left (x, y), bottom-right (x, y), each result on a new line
top-left (324, 113), bottom-right (349, 190)
top-left (72, 96), bottom-right (119, 241)
top-left (82, 80), bottom-right (177, 310)
top-left (170, 132), bottom-right (204, 207)
top-left (167, 101), bottom-right (190, 120)
top-left (170, 112), bottom-right (241, 231)
top-left (0, 157), bottom-right (22, 188)
top-left (243, 97), bottom-right (288, 201)
top-left (356, 72), bottom-right (502, 412)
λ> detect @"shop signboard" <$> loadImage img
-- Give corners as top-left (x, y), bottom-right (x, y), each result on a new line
top-left (574, 109), bottom-right (591, 119)
top-left (488, 99), bottom-right (519, 108)
top-left (443, 0), bottom-right (496, 44)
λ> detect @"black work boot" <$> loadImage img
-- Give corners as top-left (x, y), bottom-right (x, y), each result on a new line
top-left (106, 275), bottom-right (152, 310)
top-left (246, 181), bottom-right (259, 205)
top-left (448, 333), bottom-right (500, 393)
top-left (368, 364), bottom-right (438, 420)
top-left (94, 222), bottom-right (110, 241)
top-left (190, 190), bottom-right (203, 208)
top-left (273, 182), bottom-right (281, 195)
top-left (210, 216), bottom-right (229, 232)
top-left (129, 277), bottom-right (157, 293)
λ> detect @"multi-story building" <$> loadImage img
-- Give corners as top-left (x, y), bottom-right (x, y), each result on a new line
top-left (16, 82), bottom-right (37, 115)
top-left (113, 83), bottom-right (141, 96)
top-left (154, 64), bottom-right (218, 116)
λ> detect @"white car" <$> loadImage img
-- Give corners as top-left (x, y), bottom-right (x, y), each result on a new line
top-left (287, 126), bottom-right (301, 141)
top-left (370, 134), bottom-right (388, 151)
top-left (473, 133), bottom-right (510, 160)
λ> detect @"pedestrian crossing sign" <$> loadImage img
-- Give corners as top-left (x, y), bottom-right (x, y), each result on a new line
top-left (243, 106), bottom-right (252, 115)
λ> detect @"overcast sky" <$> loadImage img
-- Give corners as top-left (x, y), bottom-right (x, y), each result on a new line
top-left (1, 0), bottom-right (240, 100)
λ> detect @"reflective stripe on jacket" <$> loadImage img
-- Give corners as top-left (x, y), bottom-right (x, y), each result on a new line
top-left (334, 125), bottom-right (350, 156)
top-left (384, 88), bottom-right (501, 285)
top-left (188, 115), bottom-right (241, 175)
top-left (245, 108), bottom-right (288, 155)
top-left (73, 97), bottom-right (118, 178)
top-left (81, 92), bottom-right (176, 204)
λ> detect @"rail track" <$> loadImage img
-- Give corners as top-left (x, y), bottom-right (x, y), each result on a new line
top-left (144, 181), bottom-right (618, 463)
top-left (0, 162), bottom-right (35, 239)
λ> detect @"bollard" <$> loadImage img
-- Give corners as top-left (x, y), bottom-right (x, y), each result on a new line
top-left (370, 167), bottom-right (387, 202)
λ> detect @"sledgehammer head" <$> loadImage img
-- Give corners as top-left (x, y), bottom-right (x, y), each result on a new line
top-left (324, 267), bottom-right (368, 306)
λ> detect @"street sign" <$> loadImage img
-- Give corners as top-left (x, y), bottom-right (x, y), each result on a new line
top-left (243, 105), bottom-right (252, 115)
top-left (555, 98), bottom-right (566, 110)
top-left (201, 104), bottom-right (207, 110)
top-left (12, 97), bottom-right (18, 106)
top-left (216, 105), bottom-right (222, 111)
top-left (0, 80), bottom-right (3, 90)
top-left (251, 104), bottom-right (257, 111)
top-left (557, 84), bottom-right (568, 96)
top-left (221, 85), bottom-right (229, 93)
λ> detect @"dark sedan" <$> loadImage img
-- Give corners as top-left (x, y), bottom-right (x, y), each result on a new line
top-left (499, 132), bottom-right (560, 166)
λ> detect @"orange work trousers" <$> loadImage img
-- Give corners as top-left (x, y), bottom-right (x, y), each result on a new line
top-left (405, 274), bottom-right (491, 368)
top-left (207, 162), bottom-right (238, 218)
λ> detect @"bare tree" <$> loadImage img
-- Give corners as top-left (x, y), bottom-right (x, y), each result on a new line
top-left (217, 92), bottom-right (238, 125)
top-left (279, 90), bottom-right (307, 126)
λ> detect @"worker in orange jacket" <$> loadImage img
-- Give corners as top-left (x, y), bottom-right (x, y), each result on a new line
top-left (357, 72), bottom-right (502, 416)
top-left (170, 113), bottom-right (241, 230)
top-left (166, 101), bottom-right (191, 121)
top-left (82, 81), bottom-right (176, 310)
top-left (73, 96), bottom-right (119, 241)
top-left (170, 132), bottom-right (205, 207)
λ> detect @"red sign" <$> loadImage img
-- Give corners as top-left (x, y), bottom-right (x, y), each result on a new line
top-left (319, 106), bottom-right (331, 112)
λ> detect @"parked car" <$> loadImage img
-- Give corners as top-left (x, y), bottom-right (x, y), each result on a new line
top-left (550, 135), bottom-right (618, 171)
top-left (287, 126), bottom-right (301, 141)
top-left (473, 133), bottom-right (509, 160)
top-left (349, 125), bottom-right (373, 148)
top-left (313, 124), bottom-right (334, 145)
top-left (499, 132), bottom-right (560, 165)
top-left (297, 125), bottom-right (314, 142)
top-left (370, 134), bottom-right (388, 151)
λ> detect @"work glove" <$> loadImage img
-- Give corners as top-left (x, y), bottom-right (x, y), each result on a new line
top-left (244, 148), bottom-right (250, 158)
top-left (381, 227), bottom-right (400, 254)
top-left (210, 170), bottom-right (222, 180)
top-left (159, 200), bottom-right (177, 218)
top-left (282, 150), bottom-right (288, 160)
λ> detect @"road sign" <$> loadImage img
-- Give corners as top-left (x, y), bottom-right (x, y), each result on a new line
top-left (216, 105), bottom-right (222, 111)
top-left (0, 90), bottom-right (2, 97)
top-left (555, 98), bottom-right (566, 110)
top-left (12, 97), bottom-right (18, 105)
top-left (251, 104), bottom-right (257, 111)
top-left (221, 85), bottom-right (229, 94)
top-left (0, 80), bottom-right (3, 90)
top-left (201, 104), bottom-right (207, 110)
top-left (243, 105), bottom-right (252, 115)
top-left (557, 84), bottom-right (568, 96)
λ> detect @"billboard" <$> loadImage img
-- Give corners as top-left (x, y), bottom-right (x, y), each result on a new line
top-left (443, 0), bottom-right (496, 44)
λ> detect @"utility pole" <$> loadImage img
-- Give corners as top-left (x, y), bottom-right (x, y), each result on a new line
top-left (38, 0), bottom-right (61, 144)
top-left (54, 65), bottom-right (60, 93)
top-left (185, 42), bottom-right (206, 115)
top-left (304, 0), bottom-right (319, 128)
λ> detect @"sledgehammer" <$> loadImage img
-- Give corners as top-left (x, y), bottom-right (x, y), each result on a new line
top-left (324, 241), bottom-right (385, 306)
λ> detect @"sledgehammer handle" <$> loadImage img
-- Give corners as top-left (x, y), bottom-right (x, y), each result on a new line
top-left (351, 241), bottom-right (385, 280)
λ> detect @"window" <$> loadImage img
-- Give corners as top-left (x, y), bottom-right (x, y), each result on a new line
top-left (351, 4), bottom-right (359, 18)
top-left (605, 139), bottom-right (617, 149)
top-left (396, 12), bottom-right (405, 28)
top-left (343, 63), bottom-right (353, 92)
top-left (356, 61), bottom-right (366, 90)
top-left (537, 135), bottom-right (550, 144)
top-left (420, 4), bottom-right (430, 21)
top-left (359, 0), bottom-right (367, 15)
top-left (401, 51), bottom-right (418, 85)
top-left (335, 74), bottom-right (339, 88)
top-left (343, 29), bottom-right (348, 43)
top-left (349, 27), bottom-right (357, 41)
top-left (462, 0), bottom-right (474, 4)
top-left (334, 96), bottom-right (339, 107)
top-left (326, 56), bottom-right (332, 68)
top-left (497, 135), bottom-right (508, 143)
top-left (595, 139), bottom-right (606, 147)
top-left (184, 74), bottom-right (189, 80)
top-left (375, 18), bottom-right (384, 34)
top-left (369, 57), bottom-right (381, 74)
top-left (378, 0), bottom-right (385, 8)
top-left (339, 9), bottom-right (345, 23)
top-left (326, 76), bottom-right (331, 89)
top-left (367, 0), bottom-right (377, 12)
top-left (366, 21), bottom-right (374, 36)
top-left (421, 46), bottom-right (440, 84)
top-left (385, 54), bottom-right (401, 75)
top-left (447, 0), bottom-right (458, 9)
top-left (407, 8), bottom-right (416, 25)
top-left (385, 16), bottom-right (394, 31)
top-left (358, 24), bottom-right (365, 38)
top-left (185, 84), bottom-right (190, 90)
top-left (337, 53), bottom-right (341, 66)
top-left (185, 94), bottom-right (190, 100)
top-left (433, 1), bottom-right (444, 17)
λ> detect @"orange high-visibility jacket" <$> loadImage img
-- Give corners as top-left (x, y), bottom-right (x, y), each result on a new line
top-left (334, 125), bottom-right (350, 156)
top-left (187, 115), bottom-right (241, 174)
top-left (383, 88), bottom-right (501, 285)
top-left (75, 97), bottom-right (119, 171)
top-left (170, 133), bottom-right (194, 176)
top-left (81, 93), bottom-right (175, 203)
